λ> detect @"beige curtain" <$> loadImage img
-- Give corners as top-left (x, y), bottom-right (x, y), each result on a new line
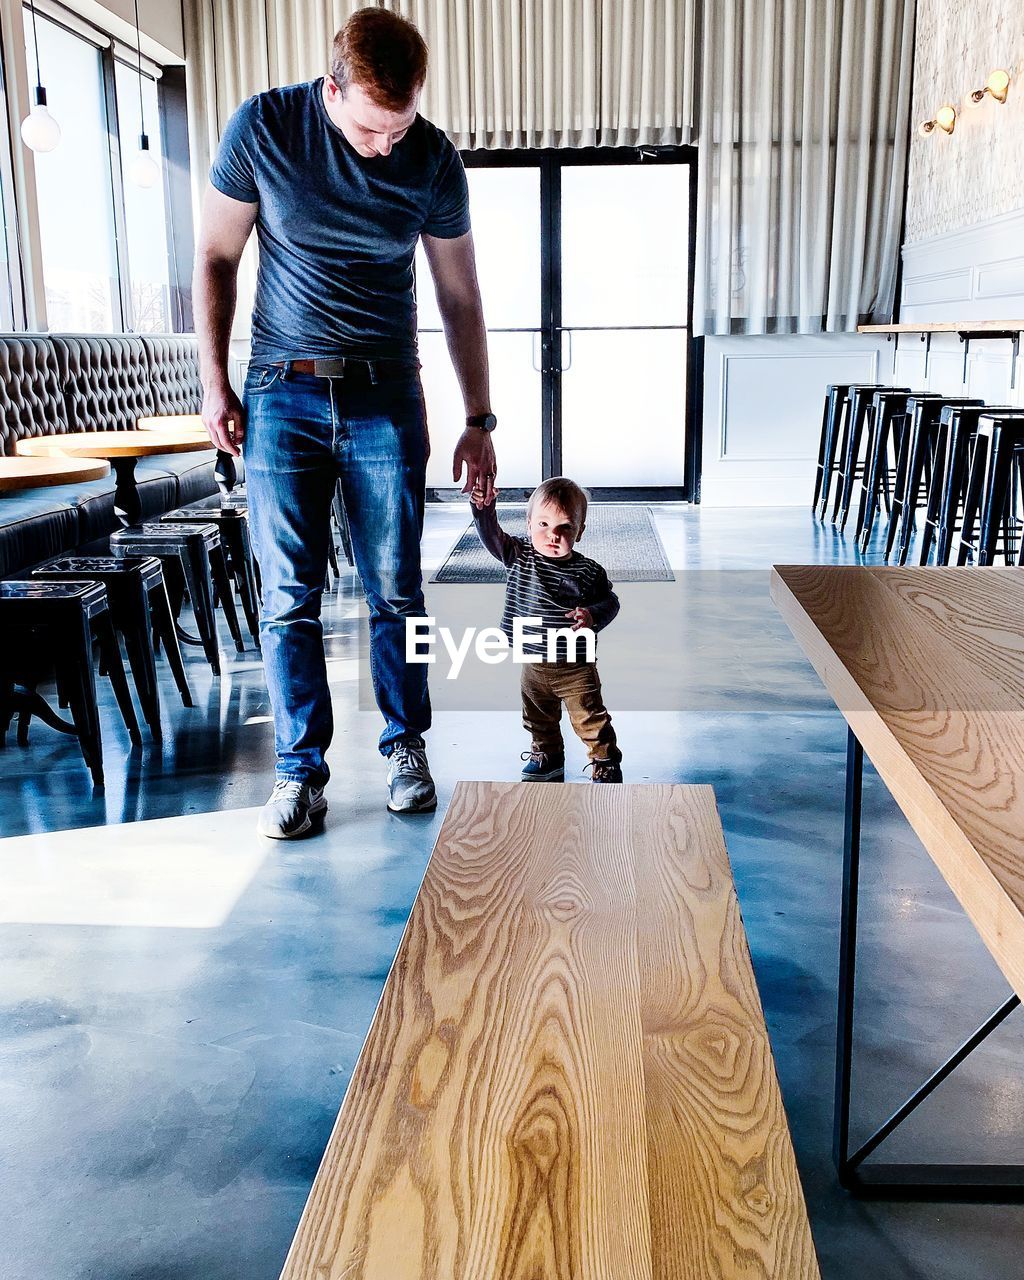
top-left (184, 0), bottom-right (697, 191)
top-left (695, 0), bottom-right (915, 335)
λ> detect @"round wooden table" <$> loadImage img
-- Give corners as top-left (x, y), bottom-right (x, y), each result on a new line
top-left (137, 414), bottom-right (206, 435)
top-left (16, 432), bottom-right (215, 526)
top-left (0, 455), bottom-right (111, 492)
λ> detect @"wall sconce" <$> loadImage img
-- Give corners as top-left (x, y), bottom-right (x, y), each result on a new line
top-left (965, 68), bottom-right (1011, 108)
top-left (918, 104), bottom-right (957, 137)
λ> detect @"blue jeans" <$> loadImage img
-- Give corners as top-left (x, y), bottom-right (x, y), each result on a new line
top-left (243, 362), bottom-right (431, 785)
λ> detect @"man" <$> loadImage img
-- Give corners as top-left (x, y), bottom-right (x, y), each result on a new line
top-left (194, 7), bottom-right (497, 838)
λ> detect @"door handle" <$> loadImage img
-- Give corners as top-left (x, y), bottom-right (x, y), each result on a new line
top-left (560, 329), bottom-right (573, 373)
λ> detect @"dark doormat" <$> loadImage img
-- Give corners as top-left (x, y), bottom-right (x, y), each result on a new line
top-left (429, 504), bottom-right (675, 583)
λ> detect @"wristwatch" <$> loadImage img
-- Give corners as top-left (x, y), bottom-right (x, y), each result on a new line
top-left (466, 412), bottom-right (498, 432)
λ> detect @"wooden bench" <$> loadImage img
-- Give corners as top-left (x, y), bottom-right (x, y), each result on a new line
top-left (279, 782), bottom-right (819, 1280)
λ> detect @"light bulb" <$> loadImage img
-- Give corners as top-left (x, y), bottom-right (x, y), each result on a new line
top-left (986, 68), bottom-right (1010, 103)
top-left (128, 148), bottom-right (160, 188)
top-left (21, 99), bottom-right (61, 153)
top-left (935, 104), bottom-right (957, 134)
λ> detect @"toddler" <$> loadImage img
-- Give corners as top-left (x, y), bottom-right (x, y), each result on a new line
top-left (471, 476), bottom-right (623, 783)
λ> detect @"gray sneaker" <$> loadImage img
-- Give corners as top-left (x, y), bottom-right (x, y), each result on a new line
top-left (257, 780), bottom-right (327, 838)
top-left (386, 737), bottom-right (437, 813)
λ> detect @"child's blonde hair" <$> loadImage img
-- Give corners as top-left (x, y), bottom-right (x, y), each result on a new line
top-left (526, 477), bottom-right (589, 539)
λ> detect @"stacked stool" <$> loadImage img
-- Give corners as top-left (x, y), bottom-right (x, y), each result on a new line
top-left (110, 522), bottom-right (242, 675)
top-left (917, 405), bottom-right (1024, 565)
top-left (884, 395), bottom-right (983, 564)
top-left (31, 555), bottom-right (195, 737)
top-left (813, 384), bottom-right (851, 517)
top-left (957, 413), bottom-right (1024, 566)
top-left (829, 383), bottom-right (888, 528)
top-left (160, 502), bottom-right (261, 647)
top-left (854, 389), bottom-right (916, 548)
top-left (0, 580), bottom-right (139, 787)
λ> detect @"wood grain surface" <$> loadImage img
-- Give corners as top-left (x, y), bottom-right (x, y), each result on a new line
top-left (136, 414), bottom-right (206, 434)
top-left (15, 431), bottom-right (212, 458)
top-left (771, 565), bottom-right (1024, 998)
top-left (0, 455), bottom-right (110, 491)
top-left (279, 781), bottom-right (818, 1280)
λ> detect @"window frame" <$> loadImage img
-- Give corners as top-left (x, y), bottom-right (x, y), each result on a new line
top-left (8, 0), bottom-right (192, 334)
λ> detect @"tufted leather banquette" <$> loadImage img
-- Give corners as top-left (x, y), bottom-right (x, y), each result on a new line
top-left (0, 333), bottom-right (216, 578)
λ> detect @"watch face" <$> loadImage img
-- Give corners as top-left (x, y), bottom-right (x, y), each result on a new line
top-left (470, 413), bottom-right (497, 431)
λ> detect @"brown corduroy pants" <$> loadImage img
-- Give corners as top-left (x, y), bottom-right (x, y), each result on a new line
top-left (520, 660), bottom-right (621, 763)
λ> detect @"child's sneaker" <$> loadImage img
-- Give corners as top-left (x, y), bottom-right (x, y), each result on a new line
top-left (521, 748), bottom-right (565, 781)
top-left (586, 760), bottom-right (623, 784)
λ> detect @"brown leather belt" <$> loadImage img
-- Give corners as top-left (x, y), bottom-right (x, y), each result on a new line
top-left (271, 357), bottom-right (416, 377)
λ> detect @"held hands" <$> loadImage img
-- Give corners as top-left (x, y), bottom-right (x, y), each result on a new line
top-left (201, 382), bottom-right (245, 457)
top-left (454, 427), bottom-right (497, 503)
top-left (565, 606), bottom-right (594, 632)
top-left (471, 480), bottom-right (499, 509)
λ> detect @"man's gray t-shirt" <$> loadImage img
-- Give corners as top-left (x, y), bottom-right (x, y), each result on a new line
top-left (209, 79), bottom-right (470, 365)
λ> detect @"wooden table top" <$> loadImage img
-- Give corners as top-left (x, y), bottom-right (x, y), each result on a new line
top-left (137, 414), bottom-right (207, 435)
top-left (772, 565), bottom-right (1024, 999)
top-left (0, 455), bottom-right (111, 492)
top-left (279, 781), bottom-right (819, 1280)
top-left (15, 431), bottom-right (213, 459)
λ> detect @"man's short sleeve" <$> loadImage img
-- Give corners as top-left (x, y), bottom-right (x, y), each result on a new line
top-left (423, 140), bottom-right (470, 238)
top-left (209, 96), bottom-right (260, 204)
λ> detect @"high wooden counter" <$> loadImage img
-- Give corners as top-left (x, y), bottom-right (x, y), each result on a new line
top-left (771, 565), bottom-right (1024, 999)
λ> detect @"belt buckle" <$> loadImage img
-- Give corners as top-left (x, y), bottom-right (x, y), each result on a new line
top-left (312, 357), bottom-right (349, 377)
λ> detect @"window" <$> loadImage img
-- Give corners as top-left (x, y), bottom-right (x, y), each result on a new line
top-left (0, 49), bottom-right (19, 328)
top-left (23, 9), bottom-right (118, 331)
top-left (19, 3), bottom-right (190, 334)
top-left (114, 60), bottom-right (171, 332)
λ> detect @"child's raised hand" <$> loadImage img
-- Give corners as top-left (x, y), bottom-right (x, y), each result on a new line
top-left (565, 606), bottom-right (594, 631)
top-left (471, 482), bottom-right (499, 509)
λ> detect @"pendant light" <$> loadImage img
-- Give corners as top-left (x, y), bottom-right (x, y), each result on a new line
top-left (21, 2), bottom-right (61, 153)
top-left (127, 0), bottom-right (159, 188)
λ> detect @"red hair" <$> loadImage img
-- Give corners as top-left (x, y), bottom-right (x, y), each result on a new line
top-left (331, 8), bottom-right (428, 111)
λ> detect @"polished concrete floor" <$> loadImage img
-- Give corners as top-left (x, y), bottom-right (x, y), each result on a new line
top-left (1, 503), bottom-right (1022, 1279)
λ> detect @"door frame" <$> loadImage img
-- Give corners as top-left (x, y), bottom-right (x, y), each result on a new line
top-left (425, 145), bottom-right (702, 504)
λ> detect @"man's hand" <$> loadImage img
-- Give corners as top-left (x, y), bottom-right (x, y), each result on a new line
top-left (453, 427), bottom-right (496, 501)
top-left (202, 382), bottom-right (245, 457)
top-left (565, 606), bottom-right (594, 632)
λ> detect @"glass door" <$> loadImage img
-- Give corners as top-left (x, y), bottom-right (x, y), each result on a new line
top-left (416, 148), bottom-right (696, 500)
top-left (558, 161), bottom-right (691, 488)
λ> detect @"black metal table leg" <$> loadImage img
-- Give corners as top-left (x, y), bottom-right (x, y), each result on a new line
top-left (215, 450), bottom-right (237, 496)
top-left (834, 730), bottom-right (863, 1182)
top-left (833, 726), bottom-right (1024, 1201)
top-left (111, 456), bottom-right (142, 527)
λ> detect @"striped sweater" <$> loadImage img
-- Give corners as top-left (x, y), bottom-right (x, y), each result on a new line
top-left (471, 502), bottom-right (620, 660)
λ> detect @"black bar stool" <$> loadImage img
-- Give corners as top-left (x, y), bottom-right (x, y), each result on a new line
top-left (919, 406), bottom-right (1024, 565)
top-left (0, 580), bottom-right (139, 786)
top-left (855, 389), bottom-right (916, 549)
top-left (32, 555), bottom-right (195, 736)
top-left (888, 396), bottom-right (983, 564)
top-left (831, 384), bottom-right (887, 527)
top-left (110, 522), bottom-right (240, 675)
top-left (813, 384), bottom-right (851, 517)
top-left (957, 415), bottom-right (1024, 566)
top-left (160, 503), bottom-right (261, 648)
